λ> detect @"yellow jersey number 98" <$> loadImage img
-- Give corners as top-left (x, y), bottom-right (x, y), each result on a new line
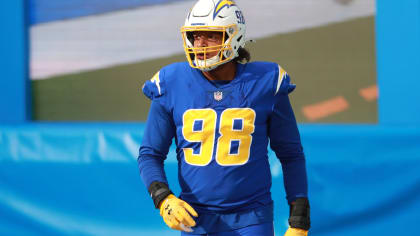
top-left (182, 108), bottom-right (256, 167)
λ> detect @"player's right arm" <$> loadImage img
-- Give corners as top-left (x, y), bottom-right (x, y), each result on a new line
top-left (137, 99), bottom-right (174, 192)
top-left (138, 71), bottom-right (198, 232)
top-left (138, 71), bottom-right (175, 194)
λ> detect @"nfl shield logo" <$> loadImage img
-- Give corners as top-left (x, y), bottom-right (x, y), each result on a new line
top-left (214, 91), bottom-right (223, 101)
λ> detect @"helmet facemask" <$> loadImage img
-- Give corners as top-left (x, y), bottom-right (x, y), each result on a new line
top-left (181, 25), bottom-right (238, 71)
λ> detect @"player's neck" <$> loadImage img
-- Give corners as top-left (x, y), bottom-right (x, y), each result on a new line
top-left (202, 61), bottom-right (236, 81)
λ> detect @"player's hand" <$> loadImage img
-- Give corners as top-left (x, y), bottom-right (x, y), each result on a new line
top-left (159, 194), bottom-right (198, 232)
top-left (284, 227), bottom-right (308, 236)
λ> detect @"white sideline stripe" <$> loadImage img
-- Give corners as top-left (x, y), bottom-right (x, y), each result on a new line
top-left (30, 0), bottom-right (375, 80)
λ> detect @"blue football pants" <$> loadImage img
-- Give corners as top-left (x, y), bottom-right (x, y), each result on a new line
top-left (180, 222), bottom-right (274, 236)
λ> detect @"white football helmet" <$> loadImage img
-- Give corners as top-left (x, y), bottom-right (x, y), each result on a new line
top-left (181, 0), bottom-right (246, 71)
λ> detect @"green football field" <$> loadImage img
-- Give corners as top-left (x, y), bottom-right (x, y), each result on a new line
top-left (32, 16), bottom-right (377, 123)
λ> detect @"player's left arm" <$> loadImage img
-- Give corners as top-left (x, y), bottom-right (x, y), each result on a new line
top-left (268, 66), bottom-right (311, 234)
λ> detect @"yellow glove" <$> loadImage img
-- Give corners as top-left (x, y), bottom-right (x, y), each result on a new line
top-left (159, 194), bottom-right (198, 232)
top-left (284, 227), bottom-right (308, 236)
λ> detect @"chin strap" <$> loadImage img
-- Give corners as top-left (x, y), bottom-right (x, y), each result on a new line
top-left (194, 53), bottom-right (223, 71)
top-left (289, 198), bottom-right (311, 230)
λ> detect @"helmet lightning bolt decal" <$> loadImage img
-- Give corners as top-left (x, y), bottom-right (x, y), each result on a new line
top-left (213, 0), bottom-right (236, 19)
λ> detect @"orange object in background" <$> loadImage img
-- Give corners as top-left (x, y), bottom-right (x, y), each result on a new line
top-left (302, 96), bottom-right (349, 121)
top-left (359, 85), bottom-right (378, 101)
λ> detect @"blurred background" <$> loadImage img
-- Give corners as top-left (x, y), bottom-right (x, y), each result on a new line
top-left (1, 0), bottom-right (420, 235)
top-left (29, 0), bottom-right (377, 123)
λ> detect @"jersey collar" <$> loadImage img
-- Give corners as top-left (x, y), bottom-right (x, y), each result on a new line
top-left (190, 62), bottom-right (246, 91)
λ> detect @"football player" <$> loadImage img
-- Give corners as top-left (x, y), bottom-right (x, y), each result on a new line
top-left (138, 0), bottom-right (310, 235)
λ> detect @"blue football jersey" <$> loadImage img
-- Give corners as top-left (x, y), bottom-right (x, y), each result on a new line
top-left (138, 61), bottom-right (307, 233)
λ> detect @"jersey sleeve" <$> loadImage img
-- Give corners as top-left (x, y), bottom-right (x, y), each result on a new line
top-left (274, 65), bottom-right (296, 96)
top-left (142, 71), bottom-right (166, 100)
top-left (138, 70), bottom-right (175, 189)
top-left (269, 65), bottom-right (308, 203)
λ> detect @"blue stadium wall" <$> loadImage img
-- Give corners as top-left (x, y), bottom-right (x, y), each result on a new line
top-left (1, 0), bottom-right (420, 235)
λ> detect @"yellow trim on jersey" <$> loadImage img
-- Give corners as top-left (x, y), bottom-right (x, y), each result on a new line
top-left (150, 71), bottom-right (161, 95)
top-left (275, 65), bottom-right (287, 95)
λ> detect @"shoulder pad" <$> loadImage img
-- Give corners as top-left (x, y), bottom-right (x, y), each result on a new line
top-left (142, 71), bottom-right (165, 100)
top-left (275, 65), bottom-right (296, 95)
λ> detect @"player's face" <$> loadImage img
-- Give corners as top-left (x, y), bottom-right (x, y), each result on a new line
top-left (192, 31), bottom-right (224, 60)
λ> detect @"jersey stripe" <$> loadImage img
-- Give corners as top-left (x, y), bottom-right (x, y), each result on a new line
top-left (275, 65), bottom-right (286, 95)
top-left (150, 71), bottom-right (161, 95)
